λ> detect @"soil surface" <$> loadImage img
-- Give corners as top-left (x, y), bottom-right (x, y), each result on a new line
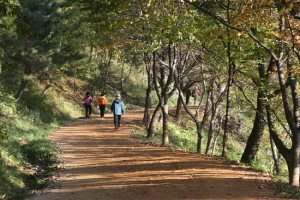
top-left (28, 109), bottom-right (287, 200)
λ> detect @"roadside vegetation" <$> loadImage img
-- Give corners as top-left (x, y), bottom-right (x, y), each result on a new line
top-left (0, 89), bottom-right (81, 199)
top-left (133, 111), bottom-right (300, 199)
top-left (1, 0), bottom-right (300, 199)
top-left (0, 69), bottom-right (146, 200)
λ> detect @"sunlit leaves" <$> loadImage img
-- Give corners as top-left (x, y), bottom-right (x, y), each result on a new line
top-left (0, 0), bottom-right (20, 17)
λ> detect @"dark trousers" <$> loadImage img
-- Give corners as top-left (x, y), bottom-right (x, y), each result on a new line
top-left (85, 105), bottom-right (92, 117)
top-left (99, 105), bottom-right (106, 118)
top-left (186, 96), bottom-right (190, 106)
top-left (114, 115), bottom-right (121, 127)
top-left (194, 96), bottom-right (198, 106)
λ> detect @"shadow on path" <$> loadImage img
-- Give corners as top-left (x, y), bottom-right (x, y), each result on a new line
top-left (28, 110), bottom-right (283, 200)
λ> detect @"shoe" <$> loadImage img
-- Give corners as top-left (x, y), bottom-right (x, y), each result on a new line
top-left (115, 126), bottom-right (118, 129)
top-left (101, 117), bottom-right (104, 120)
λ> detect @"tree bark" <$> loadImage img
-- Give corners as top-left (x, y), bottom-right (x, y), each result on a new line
top-left (270, 137), bottom-right (281, 174)
top-left (143, 88), bottom-right (153, 129)
top-left (175, 95), bottom-right (183, 124)
top-left (173, 70), bottom-right (203, 153)
top-left (142, 55), bottom-right (154, 128)
top-left (147, 105), bottom-right (162, 139)
top-left (15, 61), bottom-right (32, 101)
top-left (161, 103), bottom-right (169, 145)
top-left (222, 40), bottom-right (235, 158)
top-left (205, 78), bottom-right (218, 154)
top-left (240, 92), bottom-right (266, 163)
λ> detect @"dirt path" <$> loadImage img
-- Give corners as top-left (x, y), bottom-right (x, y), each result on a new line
top-left (28, 109), bottom-right (285, 200)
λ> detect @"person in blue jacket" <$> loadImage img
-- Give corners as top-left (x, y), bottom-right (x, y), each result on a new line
top-left (110, 94), bottom-right (125, 129)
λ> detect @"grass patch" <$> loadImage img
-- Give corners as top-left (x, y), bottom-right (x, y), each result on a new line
top-left (0, 119), bottom-right (61, 199)
top-left (273, 181), bottom-right (300, 199)
top-left (0, 89), bottom-right (81, 200)
top-left (168, 123), bottom-right (198, 152)
top-left (133, 121), bottom-right (199, 153)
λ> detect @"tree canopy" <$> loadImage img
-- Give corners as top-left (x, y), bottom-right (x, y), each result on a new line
top-left (1, 0), bottom-right (300, 188)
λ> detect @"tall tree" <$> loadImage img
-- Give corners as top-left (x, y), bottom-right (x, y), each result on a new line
top-left (0, 0), bottom-right (84, 100)
top-left (183, 0), bottom-right (300, 185)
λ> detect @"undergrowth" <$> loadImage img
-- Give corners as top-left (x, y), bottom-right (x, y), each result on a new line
top-left (133, 110), bottom-right (300, 199)
top-left (0, 88), bottom-right (82, 200)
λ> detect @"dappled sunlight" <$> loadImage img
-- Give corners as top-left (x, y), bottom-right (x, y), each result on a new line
top-left (28, 110), bottom-right (281, 200)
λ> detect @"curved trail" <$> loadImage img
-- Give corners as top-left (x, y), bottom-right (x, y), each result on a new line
top-left (28, 109), bottom-right (283, 200)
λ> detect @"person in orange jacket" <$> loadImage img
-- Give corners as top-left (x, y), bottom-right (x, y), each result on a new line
top-left (98, 92), bottom-right (108, 119)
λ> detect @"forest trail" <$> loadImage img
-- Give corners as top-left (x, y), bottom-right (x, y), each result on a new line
top-left (28, 108), bottom-right (285, 200)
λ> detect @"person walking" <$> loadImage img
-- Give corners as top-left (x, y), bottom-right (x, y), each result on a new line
top-left (192, 87), bottom-right (200, 106)
top-left (83, 92), bottom-right (93, 118)
top-left (110, 94), bottom-right (125, 129)
top-left (98, 92), bottom-right (108, 120)
top-left (185, 88), bottom-right (192, 106)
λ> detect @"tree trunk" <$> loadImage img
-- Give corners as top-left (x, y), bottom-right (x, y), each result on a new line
top-left (205, 78), bottom-right (218, 154)
top-left (205, 105), bottom-right (220, 154)
top-left (213, 114), bottom-right (225, 155)
top-left (266, 104), bottom-right (299, 185)
top-left (270, 137), bottom-right (281, 174)
top-left (276, 58), bottom-right (300, 185)
top-left (15, 62), bottom-right (32, 101)
top-left (196, 90), bottom-right (211, 153)
top-left (240, 92), bottom-right (266, 163)
top-left (196, 122), bottom-right (203, 153)
top-left (290, 146), bottom-right (300, 186)
top-left (15, 80), bottom-right (29, 101)
top-left (222, 41), bottom-right (235, 158)
top-left (42, 83), bottom-right (52, 95)
top-left (161, 104), bottom-right (169, 145)
top-left (240, 58), bottom-right (276, 163)
top-left (100, 49), bottom-right (113, 92)
top-left (173, 65), bottom-right (204, 153)
top-left (143, 57), bottom-right (153, 128)
top-left (143, 88), bottom-right (153, 129)
top-left (175, 95), bottom-right (183, 124)
top-left (152, 44), bottom-right (177, 146)
top-left (147, 105), bottom-right (162, 139)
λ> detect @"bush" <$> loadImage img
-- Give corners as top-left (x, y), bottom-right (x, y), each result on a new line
top-left (21, 139), bottom-right (58, 166)
top-left (0, 87), bottom-right (81, 199)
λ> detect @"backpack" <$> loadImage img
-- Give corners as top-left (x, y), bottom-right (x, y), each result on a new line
top-left (192, 90), bottom-right (196, 97)
top-left (84, 96), bottom-right (92, 105)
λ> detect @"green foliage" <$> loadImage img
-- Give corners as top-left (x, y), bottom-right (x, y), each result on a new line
top-left (0, 119), bottom-right (60, 199)
top-left (168, 94), bottom-right (180, 107)
top-left (0, 158), bottom-right (25, 200)
top-left (226, 140), bottom-right (244, 162)
top-left (21, 139), bottom-right (57, 166)
top-left (1, 0), bottom-right (300, 198)
top-left (274, 181), bottom-right (300, 199)
top-left (139, 121), bottom-right (198, 153)
top-left (0, 123), bottom-right (8, 141)
top-left (168, 123), bottom-right (198, 152)
top-left (19, 92), bottom-right (76, 124)
top-left (0, 85), bottom-right (81, 199)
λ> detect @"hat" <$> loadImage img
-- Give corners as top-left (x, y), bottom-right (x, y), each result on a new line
top-left (116, 94), bottom-right (121, 98)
